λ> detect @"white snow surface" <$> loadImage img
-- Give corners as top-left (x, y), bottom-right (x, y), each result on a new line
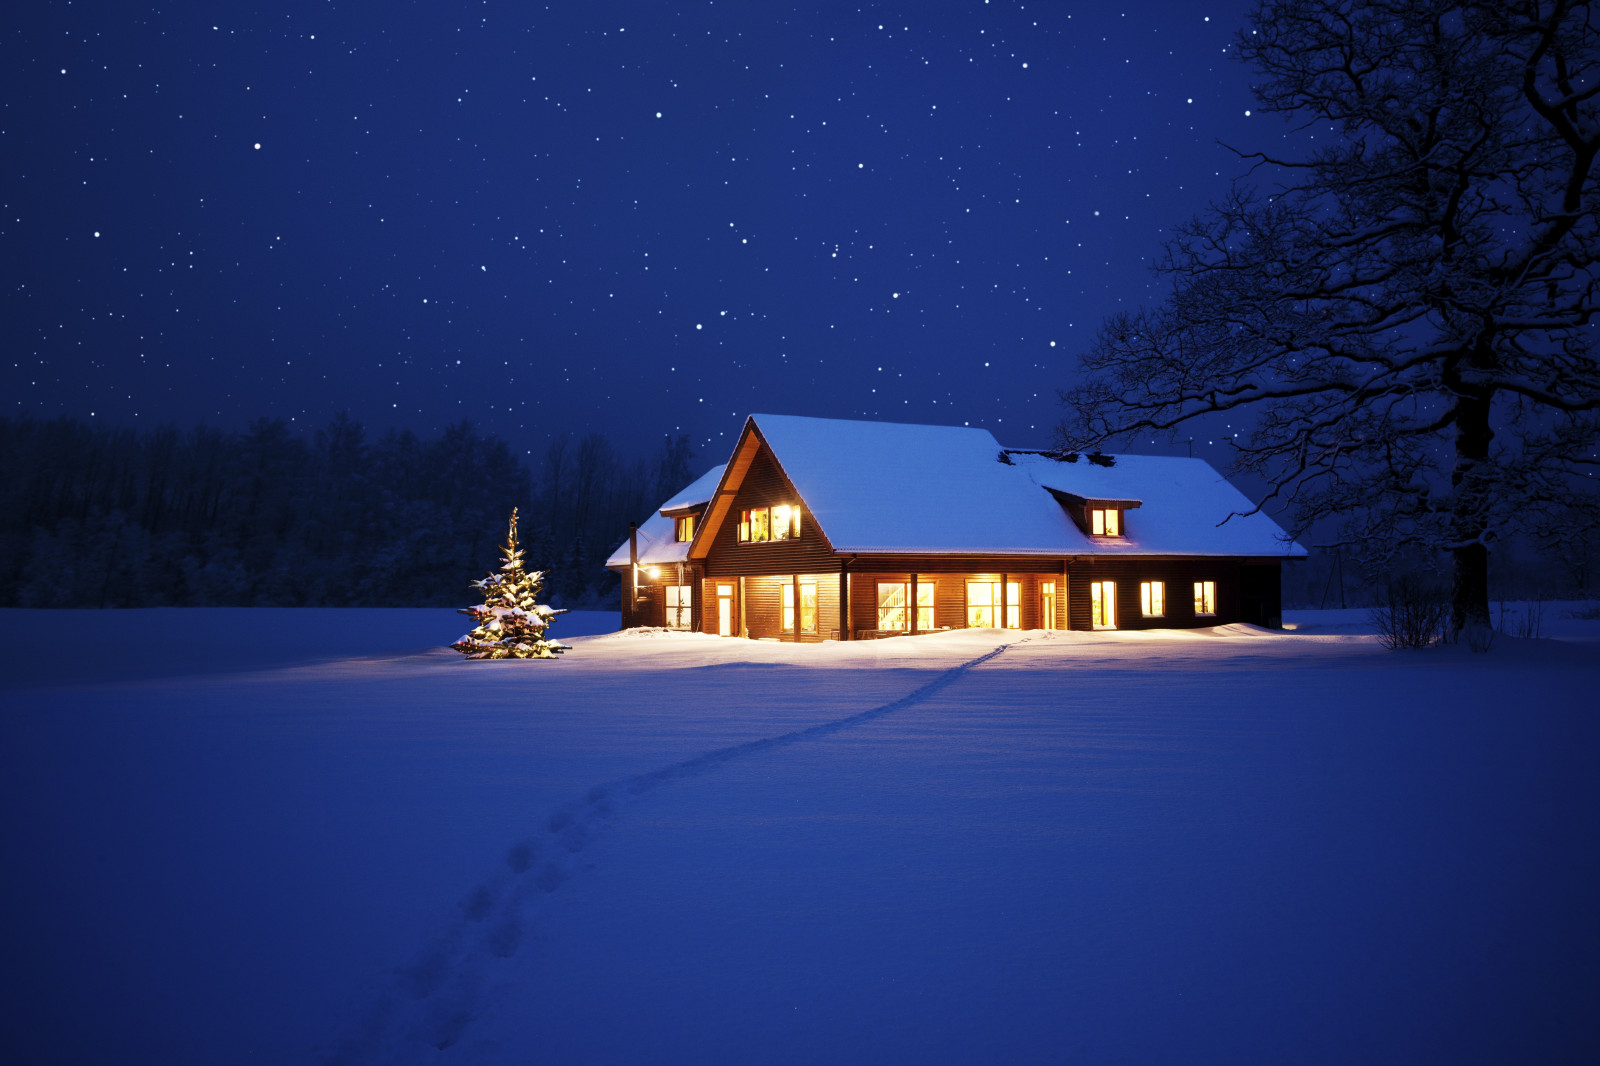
top-left (2, 606), bottom-right (1598, 1064)
top-left (603, 463), bottom-right (726, 569)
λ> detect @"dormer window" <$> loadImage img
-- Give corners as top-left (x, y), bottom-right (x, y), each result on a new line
top-left (737, 504), bottom-right (802, 542)
top-left (674, 515), bottom-right (697, 542)
top-left (1090, 507), bottom-right (1121, 536)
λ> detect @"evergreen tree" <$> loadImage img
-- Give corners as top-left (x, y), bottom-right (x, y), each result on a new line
top-left (451, 508), bottom-right (569, 659)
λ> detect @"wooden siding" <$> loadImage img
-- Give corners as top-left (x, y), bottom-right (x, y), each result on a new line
top-left (619, 561), bottom-right (698, 631)
top-left (701, 442), bottom-right (840, 577)
top-left (1065, 558), bottom-right (1281, 630)
top-left (734, 573), bottom-right (839, 642)
top-left (847, 567), bottom-right (1064, 637)
top-left (654, 553), bottom-right (1278, 635)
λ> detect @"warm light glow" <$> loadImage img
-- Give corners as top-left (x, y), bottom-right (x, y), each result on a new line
top-left (1091, 580), bottom-right (1117, 629)
top-left (737, 504), bottom-right (800, 542)
top-left (1141, 580), bottom-right (1165, 617)
top-left (1194, 580), bottom-right (1216, 615)
top-left (877, 582), bottom-right (908, 631)
top-left (1090, 508), bottom-right (1120, 536)
top-left (966, 580), bottom-right (1020, 629)
top-left (1041, 581), bottom-right (1057, 629)
top-left (783, 580), bottom-right (818, 632)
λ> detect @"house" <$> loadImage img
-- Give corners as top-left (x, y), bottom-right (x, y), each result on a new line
top-left (605, 414), bottom-right (1305, 639)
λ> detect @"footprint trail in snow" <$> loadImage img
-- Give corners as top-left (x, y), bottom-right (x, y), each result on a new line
top-left (321, 638), bottom-right (1021, 1063)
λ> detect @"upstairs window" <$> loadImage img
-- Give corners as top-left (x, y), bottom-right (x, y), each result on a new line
top-left (737, 504), bottom-right (801, 542)
top-left (1089, 508), bottom-right (1121, 536)
top-left (1194, 581), bottom-right (1217, 616)
top-left (674, 515), bottom-right (696, 542)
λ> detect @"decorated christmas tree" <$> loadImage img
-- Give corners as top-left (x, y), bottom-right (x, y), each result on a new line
top-left (451, 507), bottom-right (569, 659)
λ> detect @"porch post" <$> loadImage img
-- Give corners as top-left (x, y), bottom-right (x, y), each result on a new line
top-left (840, 561), bottom-right (851, 641)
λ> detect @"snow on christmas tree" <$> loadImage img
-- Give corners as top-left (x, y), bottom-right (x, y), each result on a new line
top-left (451, 507), bottom-right (569, 659)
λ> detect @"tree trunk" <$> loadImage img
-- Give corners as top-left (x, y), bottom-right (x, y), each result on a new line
top-left (1449, 389), bottom-right (1494, 635)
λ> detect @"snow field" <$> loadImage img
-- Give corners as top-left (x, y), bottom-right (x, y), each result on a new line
top-left (2, 609), bottom-right (1597, 1064)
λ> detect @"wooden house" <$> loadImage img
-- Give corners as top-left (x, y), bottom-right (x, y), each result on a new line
top-left (606, 414), bottom-right (1305, 640)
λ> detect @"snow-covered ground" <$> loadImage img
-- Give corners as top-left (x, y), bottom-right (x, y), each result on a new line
top-left (2, 607), bottom-right (1597, 1064)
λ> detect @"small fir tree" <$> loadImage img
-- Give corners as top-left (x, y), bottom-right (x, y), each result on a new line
top-left (452, 508), bottom-right (569, 659)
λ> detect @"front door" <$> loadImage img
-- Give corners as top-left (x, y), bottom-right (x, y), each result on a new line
top-left (717, 584), bottom-right (734, 637)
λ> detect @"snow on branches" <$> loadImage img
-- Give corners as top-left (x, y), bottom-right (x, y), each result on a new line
top-left (452, 507), bottom-right (569, 659)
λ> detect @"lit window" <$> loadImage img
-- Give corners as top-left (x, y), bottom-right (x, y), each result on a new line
top-left (1140, 581), bottom-right (1165, 617)
top-left (877, 582), bottom-right (908, 631)
top-left (674, 515), bottom-right (696, 542)
top-left (1194, 580), bottom-right (1216, 616)
top-left (1091, 580), bottom-right (1117, 629)
top-left (664, 585), bottom-right (692, 629)
top-left (1041, 581), bottom-right (1057, 629)
top-left (916, 580), bottom-right (935, 630)
top-left (1090, 508), bottom-right (1120, 536)
top-left (737, 505), bottom-right (801, 542)
top-left (782, 581), bottom-right (818, 632)
top-left (966, 580), bottom-right (1020, 629)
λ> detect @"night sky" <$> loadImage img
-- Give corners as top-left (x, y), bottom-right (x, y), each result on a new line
top-left (5, 0), bottom-right (1271, 460)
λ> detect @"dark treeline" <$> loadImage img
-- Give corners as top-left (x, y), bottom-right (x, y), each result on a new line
top-left (0, 414), bottom-right (695, 608)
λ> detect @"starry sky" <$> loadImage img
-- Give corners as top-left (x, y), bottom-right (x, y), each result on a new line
top-left (5, 0), bottom-right (1269, 460)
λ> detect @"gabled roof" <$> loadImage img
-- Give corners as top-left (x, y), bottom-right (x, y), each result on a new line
top-left (746, 414), bottom-right (1077, 554)
top-left (610, 415), bottom-right (1305, 563)
top-left (602, 463), bottom-right (726, 569)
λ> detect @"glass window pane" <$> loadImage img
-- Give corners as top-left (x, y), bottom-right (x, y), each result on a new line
top-left (1092, 581), bottom-right (1116, 628)
top-left (738, 512), bottom-right (750, 541)
top-left (1091, 509), bottom-right (1104, 535)
top-left (772, 505), bottom-right (791, 540)
top-left (1105, 510), bottom-right (1119, 536)
top-left (877, 583), bottom-right (908, 631)
top-left (751, 508), bottom-right (770, 541)
top-left (801, 583), bottom-right (817, 632)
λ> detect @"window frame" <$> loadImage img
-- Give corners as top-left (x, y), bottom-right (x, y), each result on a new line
top-left (664, 584), bottom-right (693, 629)
top-left (736, 504), bottom-right (802, 543)
top-left (876, 582), bottom-right (909, 632)
top-left (782, 581), bottom-right (819, 633)
top-left (916, 580), bottom-right (935, 631)
top-left (1140, 580), bottom-right (1165, 618)
top-left (1041, 580), bottom-right (1057, 629)
top-left (1090, 579), bottom-right (1118, 630)
top-left (674, 514), bottom-right (696, 543)
top-left (1194, 580), bottom-right (1217, 616)
top-left (1089, 507), bottom-right (1121, 537)
top-left (966, 580), bottom-right (1021, 630)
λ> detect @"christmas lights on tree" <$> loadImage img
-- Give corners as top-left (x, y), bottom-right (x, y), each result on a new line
top-left (451, 508), bottom-right (569, 659)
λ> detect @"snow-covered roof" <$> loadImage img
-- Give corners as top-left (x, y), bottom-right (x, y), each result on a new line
top-left (610, 415), bottom-right (1303, 565)
top-left (750, 414), bottom-right (1302, 557)
top-left (603, 464), bottom-right (726, 569)
top-left (1007, 451), bottom-right (1307, 558)
top-left (750, 414), bottom-right (1078, 554)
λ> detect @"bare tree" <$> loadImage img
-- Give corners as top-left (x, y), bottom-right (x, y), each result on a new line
top-left (1060, 0), bottom-right (1600, 633)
